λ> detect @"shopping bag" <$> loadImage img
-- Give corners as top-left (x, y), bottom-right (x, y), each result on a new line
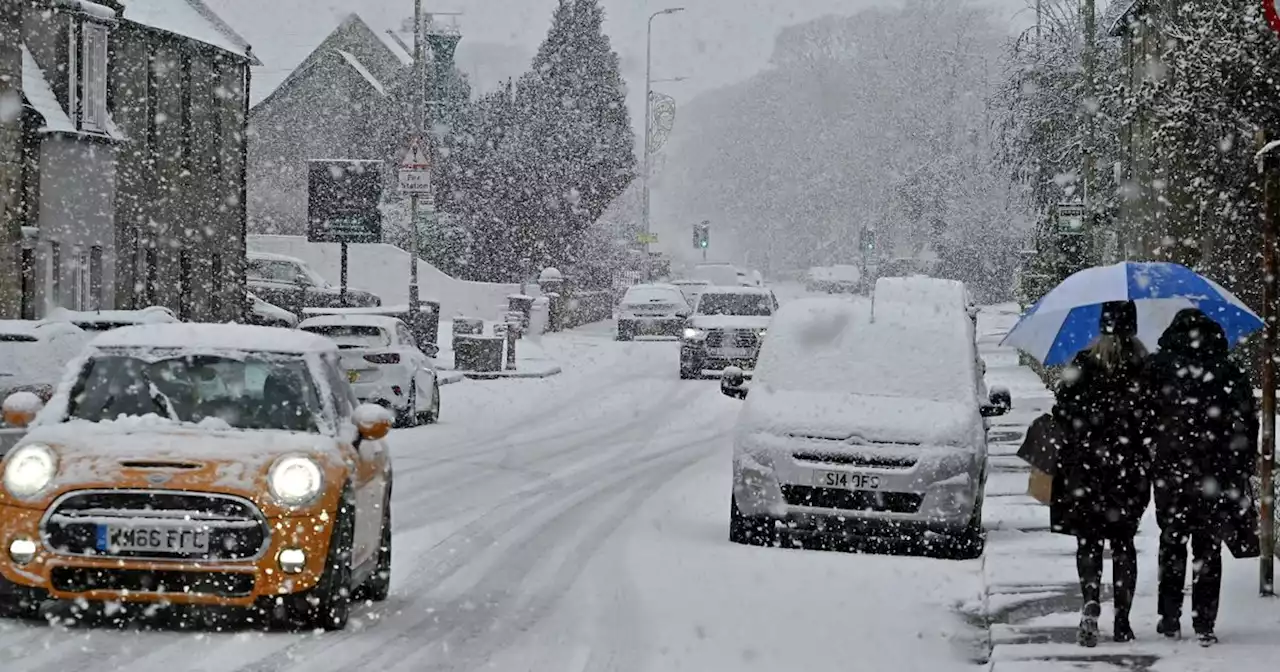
top-left (1225, 481), bottom-right (1262, 559)
top-left (1016, 413), bottom-right (1064, 475)
top-left (1027, 468), bottom-right (1053, 505)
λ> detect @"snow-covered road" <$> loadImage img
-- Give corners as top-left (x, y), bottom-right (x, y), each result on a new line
top-left (1, 317), bottom-right (986, 672)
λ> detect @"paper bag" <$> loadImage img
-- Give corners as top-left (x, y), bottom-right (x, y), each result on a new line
top-left (1027, 468), bottom-right (1053, 505)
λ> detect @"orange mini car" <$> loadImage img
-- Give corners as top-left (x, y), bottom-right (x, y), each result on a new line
top-left (0, 323), bottom-right (395, 630)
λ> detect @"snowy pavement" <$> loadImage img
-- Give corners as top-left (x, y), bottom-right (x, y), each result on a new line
top-left (0, 314), bottom-right (986, 672)
top-left (977, 304), bottom-right (1280, 672)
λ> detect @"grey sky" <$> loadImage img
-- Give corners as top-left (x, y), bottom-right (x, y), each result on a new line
top-left (208, 0), bottom-right (1036, 114)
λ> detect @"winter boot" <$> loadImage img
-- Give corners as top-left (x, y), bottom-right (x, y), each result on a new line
top-left (1077, 601), bottom-right (1100, 648)
top-left (1113, 615), bottom-right (1135, 643)
top-left (1195, 629), bottom-right (1218, 647)
top-left (1156, 617), bottom-right (1181, 639)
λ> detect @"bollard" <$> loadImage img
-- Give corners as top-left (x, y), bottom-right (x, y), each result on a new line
top-left (504, 310), bottom-right (522, 370)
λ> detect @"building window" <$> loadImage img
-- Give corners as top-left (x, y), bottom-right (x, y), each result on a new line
top-left (49, 242), bottom-right (61, 308)
top-left (179, 250), bottom-right (192, 320)
top-left (89, 246), bottom-right (103, 310)
top-left (146, 47), bottom-right (159, 148)
top-left (144, 248), bottom-right (158, 306)
top-left (180, 54), bottom-right (194, 170)
top-left (80, 22), bottom-right (109, 132)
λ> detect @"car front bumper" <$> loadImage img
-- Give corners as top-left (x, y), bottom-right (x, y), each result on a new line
top-left (0, 502), bottom-right (336, 608)
top-left (732, 436), bottom-right (982, 535)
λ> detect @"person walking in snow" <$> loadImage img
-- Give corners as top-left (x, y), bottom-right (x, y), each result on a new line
top-left (1051, 300), bottom-right (1151, 648)
top-left (1147, 309), bottom-right (1258, 646)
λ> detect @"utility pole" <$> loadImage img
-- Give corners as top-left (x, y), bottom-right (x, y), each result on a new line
top-left (642, 7), bottom-right (684, 272)
top-left (1081, 0), bottom-right (1097, 260)
top-left (1257, 133), bottom-right (1279, 596)
top-left (0, 0), bottom-right (23, 318)
top-left (408, 0), bottom-right (424, 315)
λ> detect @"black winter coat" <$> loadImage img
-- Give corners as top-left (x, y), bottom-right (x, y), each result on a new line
top-left (1051, 346), bottom-right (1152, 538)
top-left (1147, 313), bottom-right (1258, 537)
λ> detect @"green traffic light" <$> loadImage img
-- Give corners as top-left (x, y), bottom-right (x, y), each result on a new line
top-left (700, 240), bottom-right (708, 248)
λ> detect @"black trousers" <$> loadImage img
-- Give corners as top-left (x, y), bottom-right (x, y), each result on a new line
top-left (1077, 536), bottom-right (1137, 617)
top-left (1158, 527), bottom-right (1222, 631)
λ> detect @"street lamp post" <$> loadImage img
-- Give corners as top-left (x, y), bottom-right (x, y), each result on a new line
top-left (642, 6), bottom-right (684, 263)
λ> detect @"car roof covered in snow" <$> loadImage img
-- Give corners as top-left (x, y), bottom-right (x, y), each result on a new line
top-left (696, 286), bottom-right (773, 296)
top-left (247, 250), bottom-right (308, 264)
top-left (44, 307), bottom-right (178, 326)
top-left (0, 320), bottom-right (85, 340)
top-left (298, 314), bottom-right (404, 330)
top-left (874, 277), bottom-right (973, 316)
top-left (89, 323), bottom-right (337, 355)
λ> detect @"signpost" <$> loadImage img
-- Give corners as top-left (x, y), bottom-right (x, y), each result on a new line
top-left (400, 135), bottom-right (431, 315)
top-left (307, 160), bottom-right (383, 305)
top-left (1257, 134), bottom-right (1280, 596)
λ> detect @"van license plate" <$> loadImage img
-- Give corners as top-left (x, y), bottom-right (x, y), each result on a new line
top-left (815, 471), bottom-right (880, 490)
top-left (713, 347), bottom-right (751, 358)
top-left (97, 525), bottom-right (211, 554)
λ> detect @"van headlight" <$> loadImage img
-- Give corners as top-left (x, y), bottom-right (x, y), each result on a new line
top-left (682, 327), bottom-right (707, 341)
top-left (269, 456), bottom-right (323, 506)
top-left (3, 444), bottom-right (57, 499)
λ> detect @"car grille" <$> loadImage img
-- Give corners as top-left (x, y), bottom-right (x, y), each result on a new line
top-left (781, 485), bottom-right (923, 514)
top-left (706, 329), bottom-right (761, 349)
top-left (43, 490), bottom-right (269, 562)
top-left (50, 567), bottom-right (256, 598)
top-left (792, 452), bottom-right (918, 470)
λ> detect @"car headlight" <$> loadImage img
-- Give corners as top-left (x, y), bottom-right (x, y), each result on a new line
top-left (3, 444), bottom-right (57, 499)
top-left (757, 328), bottom-right (767, 338)
top-left (682, 327), bottom-right (706, 340)
top-left (269, 455), bottom-right (324, 506)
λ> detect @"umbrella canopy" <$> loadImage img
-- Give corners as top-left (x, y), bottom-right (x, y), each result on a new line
top-left (1001, 262), bottom-right (1262, 366)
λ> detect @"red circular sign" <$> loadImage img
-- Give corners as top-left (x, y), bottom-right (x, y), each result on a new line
top-left (1266, 0), bottom-right (1280, 36)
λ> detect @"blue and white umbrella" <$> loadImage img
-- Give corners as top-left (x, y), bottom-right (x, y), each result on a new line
top-left (1002, 261), bottom-right (1263, 366)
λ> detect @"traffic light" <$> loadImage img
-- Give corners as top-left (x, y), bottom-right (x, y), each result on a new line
top-left (864, 229), bottom-right (876, 252)
top-left (693, 221), bottom-right (710, 249)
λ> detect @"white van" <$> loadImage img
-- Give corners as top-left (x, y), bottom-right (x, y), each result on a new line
top-left (720, 297), bottom-right (1010, 558)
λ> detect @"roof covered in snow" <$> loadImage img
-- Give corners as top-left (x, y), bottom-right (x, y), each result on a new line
top-left (21, 46), bottom-right (76, 135)
top-left (298, 313), bottom-right (405, 330)
top-left (119, 0), bottom-right (260, 64)
top-left (335, 49), bottom-right (386, 96)
top-left (695, 286), bottom-right (774, 296)
top-left (45, 307), bottom-right (178, 327)
top-left (54, 0), bottom-right (117, 20)
top-left (0, 320), bottom-right (85, 340)
top-left (90, 323), bottom-right (338, 355)
top-left (247, 250), bottom-right (307, 264)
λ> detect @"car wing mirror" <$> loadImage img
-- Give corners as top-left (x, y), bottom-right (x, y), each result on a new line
top-left (3, 392), bottom-right (44, 428)
top-left (982, 386), bottom-right (1011, 417)
top-left (353, 403), bottom-right (393, 443)
top-left (721, 366), bottom-right (749, 400)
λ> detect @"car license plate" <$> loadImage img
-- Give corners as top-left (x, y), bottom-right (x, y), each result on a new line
top-left (347, 370), bottom-right (359, 382)
top-left (714, 347), bottom-right (751, 359)
top-left (97, 525), bottom-right (211, 554)
top-left (815, 471), bottom-right (881, 490)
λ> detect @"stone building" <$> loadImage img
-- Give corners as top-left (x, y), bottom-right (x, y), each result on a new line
top-left (3, 0), bottom-right (256, 321)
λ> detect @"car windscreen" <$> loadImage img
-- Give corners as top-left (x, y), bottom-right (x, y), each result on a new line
top-left (622, 287), bottom-right (684, 306)
top-left (754, 305), bottom-right (974, 402)
top-left (696, 293), bottom-right (773, 316)
top-left (66, 353), bottom-right (323, 433)
top-left (301, 325), bottom-right (391, 349)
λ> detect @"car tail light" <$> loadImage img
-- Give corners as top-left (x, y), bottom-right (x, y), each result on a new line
top-left (364, 353), bottom-right (400, 364)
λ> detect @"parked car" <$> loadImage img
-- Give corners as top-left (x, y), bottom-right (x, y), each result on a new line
top-left (0, 323), bottom-right (395, 629)
top-left (43, 306), bottom-right (178, 332)
top-left (0, 321), bottom-right (90, 405)
top-left (299, 314), bottom-right (440, 427)
top-left (244, 292), bottom-right (298, 328)
top-left (721, 297), bottom-right (1009, 559)
top-left (806, 265), bottom-right (863, 294)
top-left (616, 283), bottom-right (692, 340)
top-left (679, 287), bottom-right (778, 379)
top-left (247, 251), bottom-right (381, 310)
top-left (689, 263), bottom-right (744, 287)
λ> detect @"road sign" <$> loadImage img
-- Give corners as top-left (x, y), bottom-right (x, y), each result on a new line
top-left (636, 232), bottom-right (659, 245)
top-left (1267, 0), bottom-right (1280, 36)
top-left (398, 136), bottom-right (431, 194)
top-left (307, 160), bottom-right (383, 244)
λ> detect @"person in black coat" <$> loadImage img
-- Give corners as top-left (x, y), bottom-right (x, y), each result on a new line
top-left (1051, 300), bottom-right (1151, 647)
top-left (1147, 308), bottom-right (1258, 646)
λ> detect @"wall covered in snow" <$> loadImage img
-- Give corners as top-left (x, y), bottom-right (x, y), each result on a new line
top-left (246, 235), bottom-right (529, 320)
